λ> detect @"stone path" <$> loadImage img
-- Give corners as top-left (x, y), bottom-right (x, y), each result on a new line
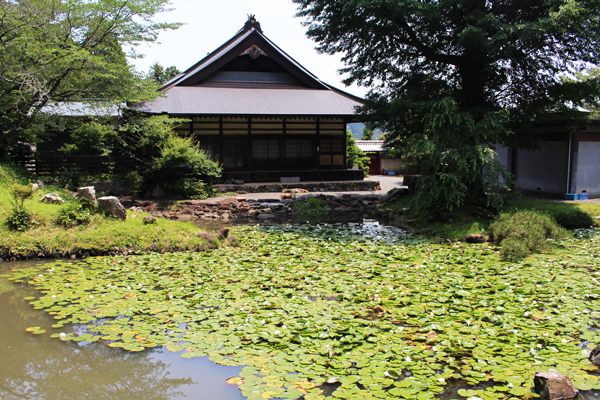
top-left (204, 175), bottom-right (405, 203)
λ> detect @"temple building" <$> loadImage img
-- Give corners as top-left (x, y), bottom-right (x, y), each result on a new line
top-left (139, 15), bottom-right (364, 183)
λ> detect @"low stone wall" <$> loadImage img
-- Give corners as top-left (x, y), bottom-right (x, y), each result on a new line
top-left (214, 180), bottom-right (381, 194)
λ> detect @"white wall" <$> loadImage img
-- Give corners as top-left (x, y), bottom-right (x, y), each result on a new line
top-left (574, 141), bottom-right (600, 196)
top-left (513, 142), bottom-right (569, 194)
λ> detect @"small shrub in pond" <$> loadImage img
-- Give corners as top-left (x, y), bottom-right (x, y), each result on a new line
top-left (553, 210), bottom-right (597, 230)
top-left (489, 210), bottom-right (564, 261)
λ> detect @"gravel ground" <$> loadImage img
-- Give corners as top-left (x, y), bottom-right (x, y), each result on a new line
top-left (204, 175), bottom-right (405, 203)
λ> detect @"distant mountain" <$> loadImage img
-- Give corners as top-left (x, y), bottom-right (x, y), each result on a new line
top-left (347, 123), bottom-right (383, 139)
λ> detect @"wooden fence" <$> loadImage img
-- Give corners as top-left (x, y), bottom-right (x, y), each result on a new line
top-left (20, 153), bottom-right (364, 183)
top-left (21, 152), bottom-right (144, 177)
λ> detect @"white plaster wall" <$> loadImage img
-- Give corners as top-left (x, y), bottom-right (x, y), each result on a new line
top-left (381, 158), bottom-right (405, 173)
top-left (574, 141), bottom-right (600, 196)
top-left (514, 142), bottom-right (569, 194)
top-left (493, 145), bottom-right (510, 168)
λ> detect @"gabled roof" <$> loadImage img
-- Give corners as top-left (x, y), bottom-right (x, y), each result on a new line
top-left (140, 16), bottom-right (363, 117)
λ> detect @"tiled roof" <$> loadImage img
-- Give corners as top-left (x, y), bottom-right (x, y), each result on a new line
top-left (139, 86), bottom-right (361, 116)
top-left (355, 140), bottom-right (385, 152)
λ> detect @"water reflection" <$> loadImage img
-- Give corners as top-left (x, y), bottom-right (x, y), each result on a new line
top-left (0, 261), bottom-right (244, 400)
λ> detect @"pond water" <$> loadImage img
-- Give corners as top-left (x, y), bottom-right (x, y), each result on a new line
top-left (2, 222), bottom-right (599, 400)
top-left (0, 260), bottom-right (245, 400)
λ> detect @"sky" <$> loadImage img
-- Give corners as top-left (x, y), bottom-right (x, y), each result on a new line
top-left (130, 0), bottom-right (369, 98)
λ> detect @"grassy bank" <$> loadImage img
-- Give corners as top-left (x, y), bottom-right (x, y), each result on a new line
top-left (384, 194), bottom-right (600, 239)
top-left (0, 163), bottom-right (225, 259)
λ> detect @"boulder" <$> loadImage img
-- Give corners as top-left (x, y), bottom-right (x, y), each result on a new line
top-left (35, 180), bottom-right (45, 189)
top-left (465, 234), bottom-right (489, 243)
top-left (41, 193), bottom-right (65, 204)
top-left (32, 183), bottom-right (39, 193)
top-left (282, 188), bottom-right (309, 194)
top-left (534, 371), bottom-right (579, 400)
top-left (98, 196), bottom-right (127, 220)
top-left (76, 186), bottom-right (97, 205)
top-left (590, 344), bottom-right (600, 366)
top-left (143, 216), bottom-right (157, 225)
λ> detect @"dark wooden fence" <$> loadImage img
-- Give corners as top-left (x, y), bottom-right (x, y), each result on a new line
top-left (20, 153), bottom-right (364, 183)
top-left (21, 152), bottom-right (144, 177)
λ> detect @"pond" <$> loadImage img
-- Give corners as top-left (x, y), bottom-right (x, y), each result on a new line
top-left (0, 259), bottom-right (245, 400)
top-left (1, 223), bottom-right (600, 400)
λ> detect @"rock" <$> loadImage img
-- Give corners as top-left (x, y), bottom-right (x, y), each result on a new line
top-left (32, 183), bottom-right (39, 193)
top-left (248, 209), bottom-right (261, 216)
top-left (195, 228), bottom-right (230, 242)
top-left (236, 196), bottom-right (247, 202)
top-left (534, 371), bottom-right (579, 400)
top-left (143, 216), bottom-right (157, 225)
top-left (465, 234), bottom-right (488, 243)
top-left (590, 344), bottom-right (600, 366)
top-left (386, 187), bottom-right (410, 202)
top-left (144, 203), bottom-right (158, 212)
top-left (35, 180), bottom-right (45, 189)
top-left (177, 214), bottom-right (193, 222)
top-left (41, 193), bottom-right (65, 204)
top-left (98, 196), bottom-right (127, 220)
top-left (76, 186), bottom-right (97, 205)
top-left (282, 188), bottom-right (309, 194)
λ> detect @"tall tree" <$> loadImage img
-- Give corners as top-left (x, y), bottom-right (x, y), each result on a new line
top-left (294, 0), bottom-right (600, 211)
top-left (0, 0), bottom-right (181, 160)
top-left (148, 62), bottom-right (181, 84)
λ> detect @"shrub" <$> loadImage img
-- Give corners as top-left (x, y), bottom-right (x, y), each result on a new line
top-left (489, 210), bottom-right (565, 261)
top-left (55, 199), bottom-right (95, 228)
top-left (293, 197), bottom-right (326, 216)
top-left (144, 135), bottom-right (222, 197)
top-left (10, 183), bottom-right (33, 207)
top-left (7, 206), bottom-right (31, 231)
top-left (162, 178), bottom-right (217, 200)
top-left (553, 210), bottom-right (597, 230)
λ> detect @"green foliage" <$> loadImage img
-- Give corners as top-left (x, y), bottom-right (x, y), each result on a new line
top-left (10, 183), bottom-right (33, 208)
top-left (55, 199), bottom-right (96, 228)
top-left (411, 98), bottom-right (512, 213)
top-left (58, 121), bottom-right (116, 156)
top-left (0, 0), bottom-right (181, 160)
top-left (346, 130), bottom-right (370, 173)
top-left (361, 127), bottom-right (374, 140)
top-left (162, 178), bottom-right (216, 200)
top-left (148, 63), bottom-right (181, 84)
top-left (145, 135), bottom-right (221, 197)
top-left (7, 206), bottom-right (31, 231)
top-left (489, 211), bottom-right (565, 260)
top-left (295, 0), bottom-right (600, 120)
top-left (292, 197), bottom-right (327, 216)
top-left (117, 112), bottom-right (189, 157)
top-left (554, 210), bottom-right (597, 230)
top-left (295, 0), bottom-right (600, 212)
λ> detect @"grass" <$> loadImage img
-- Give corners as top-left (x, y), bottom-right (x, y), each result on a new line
top-left (0, 163), bottom-right (226, 259)
top-left (384, 194), bottom-right (600, 240)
